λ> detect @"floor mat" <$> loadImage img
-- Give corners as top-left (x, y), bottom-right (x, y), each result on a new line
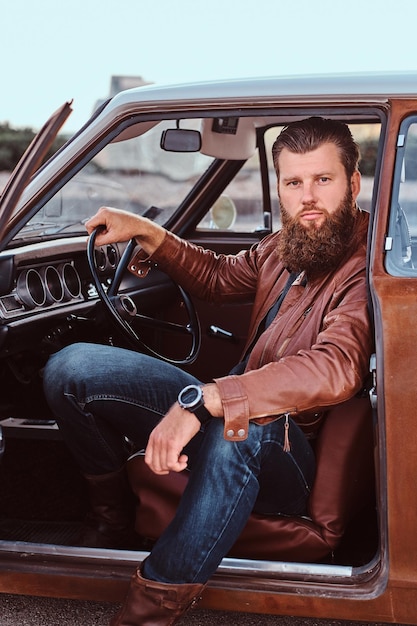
top-left (0, 518), bottom-right (81, 544)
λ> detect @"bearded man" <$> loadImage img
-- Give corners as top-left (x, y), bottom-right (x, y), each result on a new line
top-left (43, 117), bottom-right (373, 626)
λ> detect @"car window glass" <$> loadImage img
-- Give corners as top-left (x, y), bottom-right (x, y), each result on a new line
top-left (386, 118), bottom-right (417, 276)
top-left (17, 119), bottom-right (379, 242)
top-left (195, 157), bottom-right (266, 233)
top-left (17, 120), bottom-right (214, 240)
top-left (196, 126), bottom-right (281, 234)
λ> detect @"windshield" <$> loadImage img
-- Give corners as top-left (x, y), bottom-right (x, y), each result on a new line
top-left (15, 119), bottom-right (214, 241)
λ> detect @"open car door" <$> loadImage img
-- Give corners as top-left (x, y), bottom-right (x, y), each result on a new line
top-left (0, 101), bottom-right (72, 244)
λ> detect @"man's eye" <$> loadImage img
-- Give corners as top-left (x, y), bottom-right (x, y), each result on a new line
top-left (319, 177), bottom-right (330, 183)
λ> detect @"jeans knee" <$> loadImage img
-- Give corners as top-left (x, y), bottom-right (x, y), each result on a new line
top-left (43, 343), bottom-right (88, 406)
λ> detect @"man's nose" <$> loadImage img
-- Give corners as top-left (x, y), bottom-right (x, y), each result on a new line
top-left (301, 181), bottom-right (316, 204)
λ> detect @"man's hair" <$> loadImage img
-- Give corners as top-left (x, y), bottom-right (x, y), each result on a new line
top-left (272, 117), bottom-right (360, 179)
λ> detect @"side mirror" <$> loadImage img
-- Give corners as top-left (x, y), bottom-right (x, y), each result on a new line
top-left (160, 128), bottom-right (202, 152)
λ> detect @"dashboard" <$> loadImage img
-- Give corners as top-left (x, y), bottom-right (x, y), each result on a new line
top-left (0, 237), bottom-right (121, 357)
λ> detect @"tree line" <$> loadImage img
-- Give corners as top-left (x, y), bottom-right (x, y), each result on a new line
top-left (0, 123), bottom-right (67, 171)
top-left (0, 122), bottom-right (386, 178)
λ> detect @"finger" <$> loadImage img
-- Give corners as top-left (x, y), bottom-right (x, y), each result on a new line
top-left (165, 450), bottom-right (188, 473)
top-left (85, 208), bottom-right (108, 230)
top-left (86, 207), bottom-right (120, 234)
top-left (145, 429), bottom-right (168, 474)
top-left (151, 454), bottom-right (188, 475)
top-left (145, 433), bottom-right (187, 474)
top-left (144, 434), bottom-right (156, 470)
top-left (173, 453), bottom-right (189, 472)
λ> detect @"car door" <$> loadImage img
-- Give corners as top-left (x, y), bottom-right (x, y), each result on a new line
top-left (0, 102), bottom-right (72, 242)
top-left (370, 99), bottom-right (417, 624)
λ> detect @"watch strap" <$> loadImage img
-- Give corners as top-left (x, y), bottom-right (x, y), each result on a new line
top-left (192, 403), bottom-right (212, 425)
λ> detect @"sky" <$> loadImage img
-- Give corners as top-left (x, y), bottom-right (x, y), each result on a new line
top-left (2, 0), bottom-right (417, 134)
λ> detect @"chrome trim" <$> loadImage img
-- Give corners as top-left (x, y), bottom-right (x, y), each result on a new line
top-left (16, 268), bottom-right (46, 308)
top-left (0, 425), bottom-right (4, 459)
top-left (59, 262), bottom-right (82, 299)
top-left (0, 539), bottom-right (353, 579)
top-left (42, 265), bottom-right (64, 303)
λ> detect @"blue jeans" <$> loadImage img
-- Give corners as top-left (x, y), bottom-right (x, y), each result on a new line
top-left (43, 342), bottom-right (316, 584)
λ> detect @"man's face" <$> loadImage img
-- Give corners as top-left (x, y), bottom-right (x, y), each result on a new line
top-left (277, 142), bottom-right (360, 229)
top-left (275, 142), bottom-right (362, 277)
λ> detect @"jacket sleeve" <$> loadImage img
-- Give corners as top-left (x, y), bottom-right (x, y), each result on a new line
top-left (143, 231), bottom-right (268, 304)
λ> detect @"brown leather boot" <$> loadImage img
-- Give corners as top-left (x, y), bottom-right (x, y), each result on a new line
top-left (77, 467), bottom-right (138, 549)
top-left (110, 566), bottom-right (205, 625)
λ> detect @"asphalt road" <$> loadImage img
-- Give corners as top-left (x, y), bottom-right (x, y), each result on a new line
top-left (0, 595), bottom-right (410, 626)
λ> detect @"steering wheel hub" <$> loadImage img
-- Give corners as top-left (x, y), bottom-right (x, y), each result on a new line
top-left (117, 295), bottom-right (137, 318)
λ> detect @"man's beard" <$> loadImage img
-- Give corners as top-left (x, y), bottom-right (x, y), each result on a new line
top-left (276, 189), bottom-right (357, 279)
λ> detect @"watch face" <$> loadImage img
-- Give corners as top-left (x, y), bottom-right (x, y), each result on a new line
top-left (178, 385), bottom-right (202, 409)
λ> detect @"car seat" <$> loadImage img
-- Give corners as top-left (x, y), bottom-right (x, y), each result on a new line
top-left (127, 393), bottom-right (375, 562)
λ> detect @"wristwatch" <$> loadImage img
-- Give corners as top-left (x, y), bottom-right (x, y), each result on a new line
top-left (177, 384), bottom-right (212, 424)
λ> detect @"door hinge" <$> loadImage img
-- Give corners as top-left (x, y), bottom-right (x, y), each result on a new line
top-left (369, 353), bottom-right (377, 409)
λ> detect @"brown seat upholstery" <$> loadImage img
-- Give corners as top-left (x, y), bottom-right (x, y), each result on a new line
top-left (127, 393), bottom-right (375, 562)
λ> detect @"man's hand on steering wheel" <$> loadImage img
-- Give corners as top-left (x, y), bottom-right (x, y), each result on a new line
top-left (86, 206), bottom-right (166, 255)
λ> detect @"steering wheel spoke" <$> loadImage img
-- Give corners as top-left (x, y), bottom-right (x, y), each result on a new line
top-left (87, 228), bottom-right (201, 364)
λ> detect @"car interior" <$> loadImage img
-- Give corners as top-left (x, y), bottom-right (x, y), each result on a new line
top-left (0, 105), bottom-right (386, 588)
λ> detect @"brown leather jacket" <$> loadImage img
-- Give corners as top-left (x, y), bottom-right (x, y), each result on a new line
top-left (132, 210), bottom-right (372, 443)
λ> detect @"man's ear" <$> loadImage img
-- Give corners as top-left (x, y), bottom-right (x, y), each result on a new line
top-left (351, 170), bottom-right (361, 201)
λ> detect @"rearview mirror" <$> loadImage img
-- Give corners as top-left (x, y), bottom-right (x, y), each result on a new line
top-left (160, 128), bottom-right (202, 152)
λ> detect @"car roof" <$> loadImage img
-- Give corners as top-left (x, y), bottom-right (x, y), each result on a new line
top-left (107, 71), bottom-right (417, 108)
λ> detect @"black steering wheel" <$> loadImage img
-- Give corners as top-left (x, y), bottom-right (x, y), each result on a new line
top-left (87, 227), bottom-right (201, 365)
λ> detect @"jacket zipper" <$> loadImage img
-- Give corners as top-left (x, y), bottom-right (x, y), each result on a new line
top-left (278, 305), bottom-right (313, 357)
top-left (266, 305), bottom-right (313, 361)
